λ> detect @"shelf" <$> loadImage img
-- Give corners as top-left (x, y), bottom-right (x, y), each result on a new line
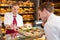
top-left (54, 7), bottom-right (60, 9)
top-left (19, 13), bottom-right (34, 15)
top-left (0, 14), bottom-right (4, 16)
top-left (0, 6), bottom-right (11, 8)
top-left (20, 6), bottom-right (34, 8)
top-left (23, 20), bottom-right (35, 22)
top-left (0, 6), bottom-right (34, 8)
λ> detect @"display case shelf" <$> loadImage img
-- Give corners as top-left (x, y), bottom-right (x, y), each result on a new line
top-left (23, 20), bottom-right (35, 22)
top-left (0, 6), bottom-right (11, 8)
top-left (54, 7), bottom-right (60, 9)
top-left (19, 13), bottom-right (34, 15)
top-left (0, 14), bottom-right (4, 16)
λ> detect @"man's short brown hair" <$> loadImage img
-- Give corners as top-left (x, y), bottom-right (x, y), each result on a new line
top-left (11, 3), bottom-right (19, 8)
top-left (39, 2), bottom-right (54, 13)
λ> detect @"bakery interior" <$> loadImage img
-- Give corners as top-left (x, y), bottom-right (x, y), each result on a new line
top-left (0, 0), bottom-right (60, 40)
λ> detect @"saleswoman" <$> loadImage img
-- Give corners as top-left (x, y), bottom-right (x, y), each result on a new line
top-left (4, 3), bottom-right (23, 40)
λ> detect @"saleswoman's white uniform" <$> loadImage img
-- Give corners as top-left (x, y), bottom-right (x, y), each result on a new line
top-left (4, 12), bottom-right (23, 27)
top-left (4, 12), bottom-right (23, 34)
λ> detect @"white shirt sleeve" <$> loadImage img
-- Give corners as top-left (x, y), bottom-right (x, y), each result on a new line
top-left (4, 13), bottom-right (10, 26)
top-left (44, 14), bottom-right (60, 40)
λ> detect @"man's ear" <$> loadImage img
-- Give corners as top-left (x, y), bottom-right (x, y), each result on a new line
top-left (43, 8), bottom-right (47, 12)
top-left (42, 8), bottom-right (46, 14)
top-left (43, 8), bottom-right (49, 14)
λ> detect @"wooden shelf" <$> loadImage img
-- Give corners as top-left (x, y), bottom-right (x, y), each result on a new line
top-left (0, 6), bottom-right (11, 8)
top-left (19, 13), bottom-right (34, 15)
top-left (0, 14), bottom-right (4, 16)
top-left (20, 6), bottom-right (34, 8)
top-left (23, 20), bottom-right (35, 22)
top-left (54, 7), bottom-right (60, 9)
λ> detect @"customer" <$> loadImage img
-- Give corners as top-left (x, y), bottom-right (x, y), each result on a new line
top-left (38, 2), bottom-right (60, 40)
top-left (4, 3), bottom-right (23, 40)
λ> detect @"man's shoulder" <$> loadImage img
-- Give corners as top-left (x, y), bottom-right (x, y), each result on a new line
top-left (5, 12), bottom-right (12, 15)
top-left (17, 14), bottom-right (22, 18)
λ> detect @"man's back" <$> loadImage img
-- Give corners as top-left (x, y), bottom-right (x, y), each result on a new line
top-left (44, 14), bottom-right (60, 40)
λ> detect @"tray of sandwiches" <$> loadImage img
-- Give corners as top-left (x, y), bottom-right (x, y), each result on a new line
top-left (18, 26), bottom-right (45, 40)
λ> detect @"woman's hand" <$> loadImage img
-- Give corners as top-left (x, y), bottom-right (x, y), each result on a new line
top-left (6, 24), bottom-right (14, 29)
